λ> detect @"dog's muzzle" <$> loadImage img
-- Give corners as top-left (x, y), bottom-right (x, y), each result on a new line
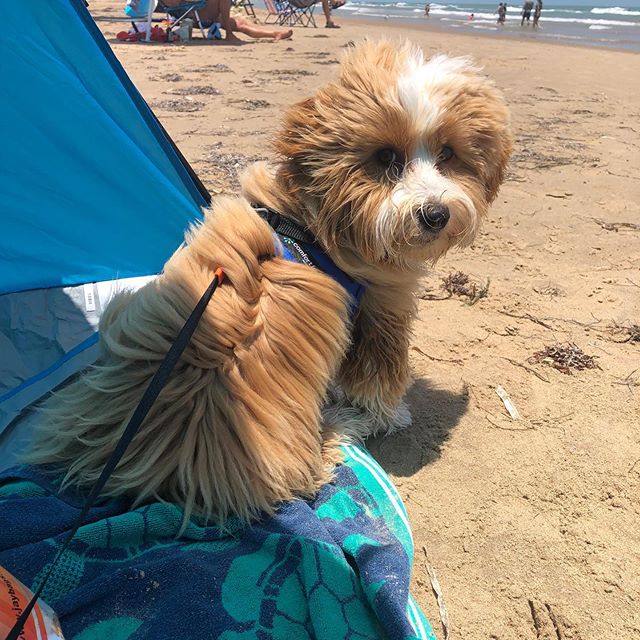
top-left (416, 203), bottom-right (450, 233)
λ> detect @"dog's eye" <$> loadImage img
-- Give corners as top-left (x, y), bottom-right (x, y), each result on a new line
top-left (376, 148), bottom-right (398, 166)
top-left (438, 145), bottom-right (455, 164)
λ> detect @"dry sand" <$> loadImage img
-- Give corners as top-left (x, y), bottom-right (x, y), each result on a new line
top-left (93, 3), bottom-right (640, 638)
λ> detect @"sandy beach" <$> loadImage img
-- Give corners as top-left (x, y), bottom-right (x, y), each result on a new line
top-left (92, 3), bottom-right (640, 638)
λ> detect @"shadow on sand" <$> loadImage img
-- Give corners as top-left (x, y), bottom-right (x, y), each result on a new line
top-left (366, 378), bottom-right (469, 477)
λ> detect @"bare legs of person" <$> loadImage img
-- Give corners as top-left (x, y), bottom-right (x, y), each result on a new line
top-left (194, 0), bottom-right (293, 41)
top-left (227, 16), bottom-right (293, 41)
top-left (322, 0), bottom-right (343, 28)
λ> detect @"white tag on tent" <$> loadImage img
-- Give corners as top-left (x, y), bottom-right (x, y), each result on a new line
top-left (83, 283), bottom-right (96, 312)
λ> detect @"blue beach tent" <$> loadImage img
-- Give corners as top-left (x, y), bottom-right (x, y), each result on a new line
top-left (0, 0), bottom-right (209, 466)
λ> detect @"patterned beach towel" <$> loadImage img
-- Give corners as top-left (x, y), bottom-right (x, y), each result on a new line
top-left (0, 445), bottom-right (435, 640)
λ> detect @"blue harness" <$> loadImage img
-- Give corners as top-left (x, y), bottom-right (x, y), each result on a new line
top-left (254, 206), bottom-right (366, 315)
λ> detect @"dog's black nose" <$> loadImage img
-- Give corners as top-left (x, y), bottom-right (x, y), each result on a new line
top-left (417, 203), bottom-right (450, 232)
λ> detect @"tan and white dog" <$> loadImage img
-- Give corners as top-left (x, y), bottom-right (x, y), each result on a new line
top-left (27, 40), bottom-right (512, 528)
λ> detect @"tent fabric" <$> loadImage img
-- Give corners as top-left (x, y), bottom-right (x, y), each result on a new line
top-left (0, 0), bottom-right (207, 296)
top-left (0, 0), bottom-right (207, 467)
top-left (0, 277), bottom-right (153, 468)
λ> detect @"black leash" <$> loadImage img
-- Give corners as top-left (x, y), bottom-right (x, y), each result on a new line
top-left (5, 268), bottom-right (224, 640)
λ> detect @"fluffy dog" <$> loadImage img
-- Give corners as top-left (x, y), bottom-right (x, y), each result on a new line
top-left (26, 40), bottom-right (512, 527)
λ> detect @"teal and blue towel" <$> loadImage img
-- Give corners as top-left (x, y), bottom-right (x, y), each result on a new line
top-left (0, 445), bottom-right (435, 640)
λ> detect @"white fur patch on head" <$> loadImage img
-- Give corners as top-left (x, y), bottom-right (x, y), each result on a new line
top-left (372, 48), bottom-right (484, 264)
top-left (396, 50), bottom-right (478, 135)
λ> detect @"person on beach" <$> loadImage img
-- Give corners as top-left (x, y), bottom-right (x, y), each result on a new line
top-left (496, 2), bottom-right (506, 24)
top-left (533, 0), bottom-right (542, 27)
top-left (521, 0), bottom-right (533, 25)
top-left (165, 0), bottom-right (293, 41)
top-left (424, 3), bottom-right (430, 16)
top-left (288, 0), bottom-right (346, 28)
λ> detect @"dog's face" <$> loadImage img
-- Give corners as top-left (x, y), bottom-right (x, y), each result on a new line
top-left (276, 40), bottom-right (512, 275)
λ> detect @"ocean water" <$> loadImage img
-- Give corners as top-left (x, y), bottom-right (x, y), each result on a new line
top-left (339, 3), bottom-right (640, 51)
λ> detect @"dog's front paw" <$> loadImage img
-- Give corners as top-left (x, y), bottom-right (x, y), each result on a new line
top-left (387, 400), bottom-right (413, 433)
top-left (322, 399), bottom-right (412, 441)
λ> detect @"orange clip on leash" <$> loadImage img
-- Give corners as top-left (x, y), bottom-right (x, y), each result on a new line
top-left (214, 267), bottom-right (225, 284)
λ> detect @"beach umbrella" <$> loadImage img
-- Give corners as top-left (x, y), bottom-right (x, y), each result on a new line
top-left (0, 0), bottom-right (209, 467)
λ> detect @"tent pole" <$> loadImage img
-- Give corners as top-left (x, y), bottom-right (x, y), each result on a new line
top-left (145, 0), bottom-right (153, 42)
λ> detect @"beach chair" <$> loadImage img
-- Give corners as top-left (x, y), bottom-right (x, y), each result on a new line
top-left (125, 0), bottom-right (208, 41)
top-left (263, 0), bottom-right (294, 25)
top-left (264, 0), bottom-right (316, 27)
top-left (287, 0), bottom-right (317, 26)
top-left (159, 0), bottom-right (208, 38)
top-left (232, 0), bottom-right (257, 18)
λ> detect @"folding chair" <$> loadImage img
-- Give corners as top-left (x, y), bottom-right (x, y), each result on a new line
top-left (263, 0), bottom-right (316, 27)
top-left (159, 0), bottom-right (208, 38)
top-left (263, 0), bottom-right (294, 25)
top-left (287, 0), bottom-right (317, 26)
top-left (125, 0), bottom-right (208, 41)
top-left (232, 0), bottom-right (257, 18)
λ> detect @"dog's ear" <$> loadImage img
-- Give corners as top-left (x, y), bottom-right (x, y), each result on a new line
top-left (438, 66), bottom-right (513, 204)
top-left (476, 88), bottom-right (513, 204)
top-left (273, 96), bottom-right (321, 204)
top-left (460, 67), bottom-right (513, 203)
top-left (276, 97), bottom-right (317, 164)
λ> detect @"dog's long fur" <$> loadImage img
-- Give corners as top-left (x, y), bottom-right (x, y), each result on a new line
top-left (26, 200), bottom-right (350, 525)
top-left (26, 40), bottom-right (512, 526)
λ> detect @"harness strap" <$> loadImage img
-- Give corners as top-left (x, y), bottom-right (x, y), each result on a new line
top-left (253, 205), bottom-right (316, 245)
top-left (252, 204), bottom-right (366, 314)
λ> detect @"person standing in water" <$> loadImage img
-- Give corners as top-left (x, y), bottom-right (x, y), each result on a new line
top-left (521, 0), bottom-right (534, 25)
top-left (533, 0), bottom-right (542, 27)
